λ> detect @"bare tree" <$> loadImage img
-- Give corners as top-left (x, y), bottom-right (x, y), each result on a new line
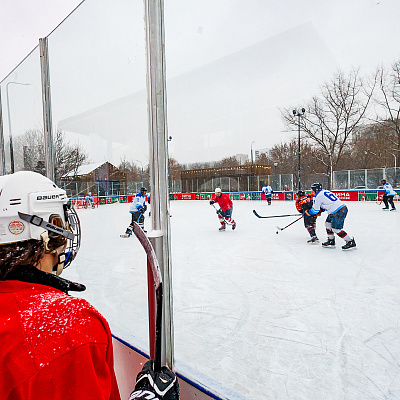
top-left (281, 69), bottom-right (377, 188)
top-left (374, 60), bottom-right (400, 152)
top-left (13, 129), bottom-right (88, 181)
top-left (118, 158), bottom-right (152, 191)
top-left (54, 130), bottom-right (88, 181)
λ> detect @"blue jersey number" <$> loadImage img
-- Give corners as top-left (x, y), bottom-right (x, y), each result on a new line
top-left (324, 192), bottom-right (338, 202)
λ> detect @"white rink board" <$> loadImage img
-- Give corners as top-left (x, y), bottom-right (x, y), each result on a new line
top-left (63, 200), bottom-right (400, 400)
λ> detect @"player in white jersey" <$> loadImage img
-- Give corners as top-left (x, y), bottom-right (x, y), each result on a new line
top-left (305, 182), bottom-right (356, 250)
top-left (121, 187), bottom-right (148, 237)
top-left (261, 183), bottom-right (273, 205)
top-left (381, 179), bottom-right (396, 211)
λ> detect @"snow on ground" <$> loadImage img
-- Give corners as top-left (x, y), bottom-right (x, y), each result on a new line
top-left (63, 199), bottom-right (400, 400)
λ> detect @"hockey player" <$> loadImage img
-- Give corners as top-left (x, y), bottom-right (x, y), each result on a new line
top-left (85, 191), bottom-right (95, 208)
top-left (122, 187), bottom-right (148, 237)
top-left (0, 172), bottom-right (179, 400)
top-left (296, 190), bottom-right (319, 244)
top-left (209, 187), bottom-right (236, 231)
top-left (305, 182), bottom-right (356, 250)
top-left (381, 179), bottom-right (396, 211)
top-left (261, 183), bottom-right (273, 205)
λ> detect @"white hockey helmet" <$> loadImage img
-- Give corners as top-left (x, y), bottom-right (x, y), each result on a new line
top-left (215, 187), bottom-right (222, 194)
top-left (0, 171), bottom-right (81, 273)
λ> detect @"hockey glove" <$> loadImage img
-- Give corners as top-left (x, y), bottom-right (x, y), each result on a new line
top-left (209, 200), bottom-right (215, 205)
top-left (216, 209), bottom-right (223, 216)
top-left (138, 206), bottom-right (147, 213)
top-left (129, 360), bottom-right (180, 400)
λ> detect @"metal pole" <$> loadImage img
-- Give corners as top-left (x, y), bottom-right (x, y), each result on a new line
top-left (293, 108), bottom-right (305, 190)
top-left (39, 38), bottom-right (55, 181)
top-left (144, 0), bottom-right (174, 368)
top-left (5, 82), bottom-right (31, 173)
top-left (251, 141), bottom-right (254, 191)
top-left (298, 113), bottom-right (301, 190)
top-left (0, 89), bottom-right (5, 175)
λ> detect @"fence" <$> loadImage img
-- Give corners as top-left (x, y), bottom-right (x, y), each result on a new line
top-left (58, 180), bottom-right (147, 197)
top-left (333, 167), bottom-right (399, 190)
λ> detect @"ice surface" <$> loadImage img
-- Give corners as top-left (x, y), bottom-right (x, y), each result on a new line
top-left (63, 199), bottom-right (400, 399)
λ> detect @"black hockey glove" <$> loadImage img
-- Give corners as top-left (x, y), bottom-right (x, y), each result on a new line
top-left (129, 360), bottom-right (180, 400)
top-left (209, 200), bottom-right (215, 205)
top-left (216, 209), bottom-right (223, 216)
top-left (138, 205), bottom-right (147, 213)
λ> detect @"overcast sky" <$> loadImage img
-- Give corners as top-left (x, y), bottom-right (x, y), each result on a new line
top-left (0, 0), bottom-right (83, 81)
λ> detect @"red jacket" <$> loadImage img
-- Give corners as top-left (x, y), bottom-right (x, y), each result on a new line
top-left (0, 278), bottom-right (121, 400)
top-left (213, 193), bottom-right (233, 211)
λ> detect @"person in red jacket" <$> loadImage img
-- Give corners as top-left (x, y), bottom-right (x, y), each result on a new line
top-left (0, 171), bottom-right (179, 400)
top-left (209, 187), bottom-right (237, 231)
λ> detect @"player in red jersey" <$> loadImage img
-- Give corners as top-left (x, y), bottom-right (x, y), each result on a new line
top-left (209, 188), bottom-right (237, 231)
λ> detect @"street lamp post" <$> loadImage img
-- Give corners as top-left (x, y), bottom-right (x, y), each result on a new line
top-left (392, 153), bottom-right (397, 187)
top-left (6, 81), bottom-right (31, 173)
top-left (251, 141), bottom-right (255, 191)
top-left (293, 108), bottom-right (305, 190)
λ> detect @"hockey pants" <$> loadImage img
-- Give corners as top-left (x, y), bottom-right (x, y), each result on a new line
top-left (325, 206), bottom-right (350, 241)
top-left (218, 207), bottom-right (235, 226)
top-left (383, 195), bottom-right (395, 208)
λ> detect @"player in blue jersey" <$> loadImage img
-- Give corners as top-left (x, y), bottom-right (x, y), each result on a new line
top-left (122, 187), bottom-right (148, 237)
top-left (85, 192), bottom-right (95, 208)
top-left (305, 183), bottom-right (356, 250)
top-left (381, 179), bottom-right (396, 211)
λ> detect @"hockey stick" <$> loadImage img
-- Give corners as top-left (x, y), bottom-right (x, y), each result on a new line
top-left (211, 202), bottom-right (233, 225)
top-left (276, 215), bottom-right (303, 234)
top-left (131, 221), bottom-right (163, 372)
top-left (120, 212), bottom-right (143, 238)
top-left (253, 210), bottom-right (299, 219)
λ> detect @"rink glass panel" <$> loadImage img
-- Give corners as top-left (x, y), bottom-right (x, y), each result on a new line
top-left (47, 0), bottom-right (151, 353)
top-left (0, 49), bottom-right (43, 175)
top-left (164, 0), bottom-right (400, 397)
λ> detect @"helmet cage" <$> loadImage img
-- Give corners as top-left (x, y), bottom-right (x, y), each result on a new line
top-left (17, 203), bottom-right (81, 270)
top-left (63, 204), bottom-right (81, 269)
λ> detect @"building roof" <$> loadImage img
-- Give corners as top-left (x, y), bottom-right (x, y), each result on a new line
top-left (62, 162), bottom-right (106, 177)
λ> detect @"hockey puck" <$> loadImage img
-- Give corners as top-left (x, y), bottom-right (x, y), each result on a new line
top-left (276, 231), bottom-right (279, 234)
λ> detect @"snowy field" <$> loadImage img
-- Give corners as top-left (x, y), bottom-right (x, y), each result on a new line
top-left (63, 199), bottom-right (400, 400)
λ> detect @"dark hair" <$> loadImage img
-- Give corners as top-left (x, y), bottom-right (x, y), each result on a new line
top-left (0, 235), bottom-right (67, 279)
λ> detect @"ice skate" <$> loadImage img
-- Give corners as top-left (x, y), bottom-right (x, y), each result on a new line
top-left (219, 224), bottom-right (226, 231)
top-left (307, 236), bottom-right (319, 244)
top-left (322, 238), bottom-right (335, 248)
top-left (382, 207), bottom-right (389, 210)
top-left (232, 222), bottom-right (237, 230)
top-left (342, 238), bottom-right (356, 250)
top-left (390, 207), bottom-right (396, 211)
top-left (121, 227), bottom-right (132, 238)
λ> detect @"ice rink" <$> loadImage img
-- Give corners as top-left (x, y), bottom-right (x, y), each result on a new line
top-left (63, 199), bottom-right (400, 399)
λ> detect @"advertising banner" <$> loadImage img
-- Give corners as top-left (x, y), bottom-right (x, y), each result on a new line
top-left (332, 191), bottom-right (358, 201)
